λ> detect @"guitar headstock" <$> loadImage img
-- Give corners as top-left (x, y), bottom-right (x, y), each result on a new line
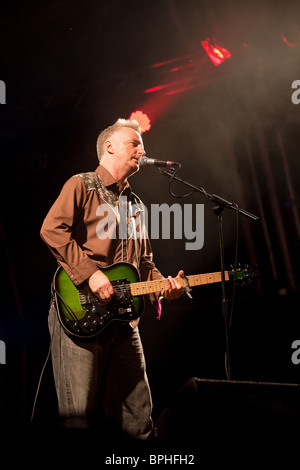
top-left (229, 264), bottom-right (260, 287)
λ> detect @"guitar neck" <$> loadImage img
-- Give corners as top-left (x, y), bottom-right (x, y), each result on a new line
top-left (130, 271), bottom-right (229, 296)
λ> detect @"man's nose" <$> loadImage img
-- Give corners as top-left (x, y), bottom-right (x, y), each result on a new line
top-left (137, 146), bottom-right (146, 156)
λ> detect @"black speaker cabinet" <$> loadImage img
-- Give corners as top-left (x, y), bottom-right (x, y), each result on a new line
top-left (152, 377), bottom-right (300, 445)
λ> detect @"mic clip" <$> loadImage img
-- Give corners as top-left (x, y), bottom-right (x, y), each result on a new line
top-left (159, 166), bottom-right (178, 177)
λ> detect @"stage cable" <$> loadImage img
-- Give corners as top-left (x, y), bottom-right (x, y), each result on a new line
top-left (30, 298), bottom-right (55, 425)
top-left (30, 340), bottom-right (51, 424)
top-left (225, 205), bottom-right (240, 380)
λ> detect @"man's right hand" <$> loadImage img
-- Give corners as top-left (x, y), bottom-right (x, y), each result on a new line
top-left (88, 270), bottom-right (115, 303)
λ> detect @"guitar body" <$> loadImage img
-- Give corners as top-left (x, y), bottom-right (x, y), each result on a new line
top-left (53, 262), bottom-right (144, 339)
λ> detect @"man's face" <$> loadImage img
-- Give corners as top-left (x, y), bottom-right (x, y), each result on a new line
top-left (109, 127), bottom-right (145, 176)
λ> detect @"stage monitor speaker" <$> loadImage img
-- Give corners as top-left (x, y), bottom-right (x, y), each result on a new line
top-left (152, 377), bottom-right (300, 445)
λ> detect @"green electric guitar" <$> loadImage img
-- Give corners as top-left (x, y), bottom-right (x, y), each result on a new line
top-left (52, 261), bottom-right (256, 339)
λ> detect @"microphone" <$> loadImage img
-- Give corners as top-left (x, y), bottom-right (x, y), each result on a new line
top-left (139, 156), bottom-right (180, 167)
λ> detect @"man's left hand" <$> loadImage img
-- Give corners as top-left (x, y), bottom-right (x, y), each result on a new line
top-left (163, 270), bottom-right (185, 300)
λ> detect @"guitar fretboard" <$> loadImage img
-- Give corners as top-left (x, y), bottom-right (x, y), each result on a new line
top-left (130, 271), bottom-right (229, 296)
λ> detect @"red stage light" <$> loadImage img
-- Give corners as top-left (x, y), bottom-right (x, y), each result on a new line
top-left (280, 21), bottom-right (300, 48)
top-left (129, 111), bottom-right (151, 133)
top-left (144, 85), bottom-right (170, 94)
top-left (201, 38), bottom-right (231, 66)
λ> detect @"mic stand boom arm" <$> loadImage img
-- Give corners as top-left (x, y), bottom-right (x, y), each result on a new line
top-left (159, 168), bottom-right (259, 221)
top-left (160, 168), bottom-right (259, 380)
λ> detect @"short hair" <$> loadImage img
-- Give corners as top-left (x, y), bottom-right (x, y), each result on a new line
top-left (96, 118), bottom-right (142, 162)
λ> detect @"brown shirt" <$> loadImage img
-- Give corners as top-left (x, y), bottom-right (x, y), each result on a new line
top-left (40, 165), bottom-right (163, 288)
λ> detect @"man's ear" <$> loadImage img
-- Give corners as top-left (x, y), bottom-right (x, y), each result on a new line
top-left (104, 139), bottom-right (114, 155)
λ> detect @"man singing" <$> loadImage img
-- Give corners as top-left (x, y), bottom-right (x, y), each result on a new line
top-left (40, 118), bottom-right (184, 439)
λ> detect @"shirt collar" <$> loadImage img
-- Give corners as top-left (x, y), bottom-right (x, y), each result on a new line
top-left (95, 164), bottom-right (131, 195)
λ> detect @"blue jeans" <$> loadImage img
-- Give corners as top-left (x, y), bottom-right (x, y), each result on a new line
top-left (48, 303), bottom-right (153, 439)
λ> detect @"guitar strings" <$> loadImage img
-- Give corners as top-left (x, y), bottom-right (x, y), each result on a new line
top-left (98, 272), bottom-right (227, 297)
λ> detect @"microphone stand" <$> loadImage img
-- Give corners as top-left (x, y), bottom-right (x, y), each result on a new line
top-left (159, 168), bottom-right (259, 380)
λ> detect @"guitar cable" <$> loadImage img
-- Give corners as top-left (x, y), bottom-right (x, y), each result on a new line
top-left (229, 205), bottom-right (240, 328)
top-left (30, 298), bottom-right (55, 425)
top-left (225, 206), bottom-right (240, 380)
top-left (53, 288), bottom-right (79, 322)
top-left (30, 286), bottom-right (78, 424)
top-left (30, 339), bottom-right (51, 424)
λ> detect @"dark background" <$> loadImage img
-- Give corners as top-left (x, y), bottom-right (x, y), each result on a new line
top-left (1, 0), bottom-right (300, 453)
